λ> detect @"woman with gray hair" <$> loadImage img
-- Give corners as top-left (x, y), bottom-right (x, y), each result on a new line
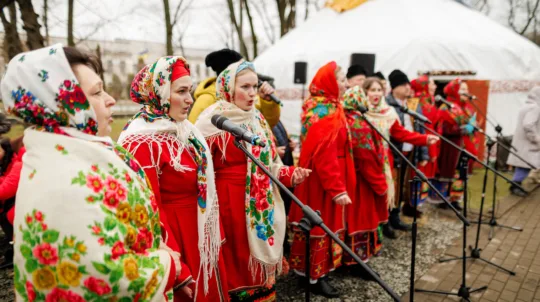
top-left (507, 87), bottom-right (540, 197)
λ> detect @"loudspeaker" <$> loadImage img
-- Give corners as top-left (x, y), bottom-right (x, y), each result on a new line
top-left (294, 62), bottom-right (308, 84)
top-left (350, 53), bottom-right (376, 76)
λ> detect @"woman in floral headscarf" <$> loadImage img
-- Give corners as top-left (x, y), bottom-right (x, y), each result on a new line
top-left (2, 45), bottom-right (181, 301)
top-left (195, 60), bottom-right (310, 301)
top-left (359, 78), bottom-right (438, 239)
top-left (118, 56), bottom-right (227, 301)
top-left (341, 86), bottom-right (389, 273)
top-left (288, 61), bottom-right (354, 298)
top-left (432, 78), bottom-right (475, 209)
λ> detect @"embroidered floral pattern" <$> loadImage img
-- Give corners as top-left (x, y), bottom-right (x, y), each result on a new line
top-left (55, 144), bottom-right (68, 155)
top-left (14, 210), bottom-right (90, 301)
top-left (38, 70), bottom-right (49, 82)
top-left (245, 113), bottom-right (277, 244)
top-left (188, 134), bottom-right (209, 213)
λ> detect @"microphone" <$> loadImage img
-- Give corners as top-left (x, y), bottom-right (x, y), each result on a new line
top-left (435, 95), bottom-right (454, 109)
top-left (258, 80), bottom-right (282, 105)
top-left (399, 106), bottom-right (432, 124)
top-left (357, 104), bottom-right (368, 114)
top-left (211, 115), bottom-right (266, 147)
top-left (461, 93), bottom-right (477, 100)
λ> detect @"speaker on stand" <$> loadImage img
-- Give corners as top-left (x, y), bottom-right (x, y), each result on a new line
top-left (294, 62), bottom-right (308, 101)
top-left (350, 53), bottom-right (376, 76)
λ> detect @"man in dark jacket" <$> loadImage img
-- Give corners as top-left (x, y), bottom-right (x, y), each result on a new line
top-left (383, 70), bottom-right (430, 237)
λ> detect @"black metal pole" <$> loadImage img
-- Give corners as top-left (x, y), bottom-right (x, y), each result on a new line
top-left (232, 138), bottom-right (401, 301)
top-left (409, 176), bottom-right (421, 302)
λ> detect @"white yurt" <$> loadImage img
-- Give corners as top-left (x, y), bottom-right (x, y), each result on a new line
top-left (254, 0), bottom-right (540, 137)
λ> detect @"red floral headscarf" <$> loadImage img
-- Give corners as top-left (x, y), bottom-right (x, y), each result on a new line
top-left (411, 75), bottom-right (432, 106)
top-left (443, 78), bottom-right (462, 104)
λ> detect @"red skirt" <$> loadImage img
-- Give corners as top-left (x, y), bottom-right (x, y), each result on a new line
top-left (215, 165), bottom-right (275, 296)
top-left (163, 197), bottom-right (229, 302)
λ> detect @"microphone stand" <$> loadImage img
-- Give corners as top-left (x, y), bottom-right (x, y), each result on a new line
top-left (464, 104), bottom-right (536, 170)
top-left (416, 124), bottom-right (528, 276)
top-left (357, 110), bottom-right (470, 301)
top-left (231, 138), bottom-right (401, 302)
top-left (476, 139), bottom-right (523, 240)
top-left (468, 137), bottom-right (518, 275)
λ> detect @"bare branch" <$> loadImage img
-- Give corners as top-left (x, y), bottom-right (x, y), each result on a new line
top-left (243, 0), bottom-right (257, 59)
top-left (251, 0), bottom-right (276, 44)
top-left (520, 0), bottom-right (540, 34)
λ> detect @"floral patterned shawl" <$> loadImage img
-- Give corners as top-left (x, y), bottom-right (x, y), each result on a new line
top-left (118, 56), bottom-right (220, 295)
top-left (195, 60), bottom-right (286, 286)
top-left (300, 61), bottom-right (340, 142)
top-left (343, 86), bottom-right (394, 208)
top-left (1, 45), bottom-right (177, 301)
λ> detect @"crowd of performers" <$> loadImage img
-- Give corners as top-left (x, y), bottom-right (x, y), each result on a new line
top-left (0, 44), bottom-right (482, 301)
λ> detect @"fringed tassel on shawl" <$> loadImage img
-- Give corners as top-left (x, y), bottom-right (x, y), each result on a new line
top-left (205, 132), bottom-right (231, 162)
top-left (195, 194), bottom-right (221, 295)
top-left (248, 252), bottom-right (283, 286)
top-left (119, 133), bottom-right (194, 173)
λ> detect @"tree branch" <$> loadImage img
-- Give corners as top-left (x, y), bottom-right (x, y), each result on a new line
top-left (243, 0), bottom-right (257, 59)
top-left (520, 0), bottom-right (540, 34)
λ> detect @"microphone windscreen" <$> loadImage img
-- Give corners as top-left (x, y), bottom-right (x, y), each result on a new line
top-left (211, 115), bottom-right (221, 127)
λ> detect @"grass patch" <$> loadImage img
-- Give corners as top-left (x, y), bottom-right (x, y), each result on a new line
top-left (466, 168), bottom-right (512, 209)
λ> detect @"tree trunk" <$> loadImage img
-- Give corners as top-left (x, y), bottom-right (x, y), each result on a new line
top-left (226, 0), bottom-right (248, 59)
top-left (16, 0), bottom-right (44, 50)
top-left (243, 0), bottom-right (257, 59)
top-left (163, 0), bottom-right (173, 55)
top-left (305, 0), bottom-right (309, 20)
top-left (67, 0), bottom-right (74, 46)
top-left (276, 0), bottom-right (296, 36)
top-left (276, 0), bottom-right (287, 36)
top-left (96, 44), bottom-right (106, 89)
top-left (0, 1), bottom-right (23, 59)
top-left (287, 0), bottom-right (296, 32)
top-left (43, 0), bottom-right (49, 45)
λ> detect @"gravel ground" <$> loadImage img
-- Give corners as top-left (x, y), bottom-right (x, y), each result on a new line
top-left (0, 206), bottom-right (461, 302)
top-left (276, 205), bottom-right (462, 302)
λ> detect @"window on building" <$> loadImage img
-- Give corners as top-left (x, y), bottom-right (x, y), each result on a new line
top-left (107, 60), bottom-right (113, 72)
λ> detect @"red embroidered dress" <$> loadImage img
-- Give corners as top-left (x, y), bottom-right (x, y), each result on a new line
top-left (289, 62), bottom-right (356, 280)
top-left (195, 60), bottom-right (295, 302)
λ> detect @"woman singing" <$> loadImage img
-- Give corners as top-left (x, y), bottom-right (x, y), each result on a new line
top-left (119, 56), bottom-right (227, 301)
top-left (196, 60), bottom-right (309, 301)
top-left (288, 61), bottom-right (354, 298)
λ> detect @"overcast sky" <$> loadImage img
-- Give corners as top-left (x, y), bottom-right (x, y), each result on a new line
top-left (28, 0), bottom-right (534, 52)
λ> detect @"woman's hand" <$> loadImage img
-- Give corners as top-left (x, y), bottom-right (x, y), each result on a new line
top-left (277, 146), bottom-right (286, 158)
top-left (292, 168), bottom-right (311, 186)
top-left (427, 135), bottom-right (439, 145)
top-left (334, 194), bottom-right (352, 205)
top-left (258, 82), bottom-right (275, 100)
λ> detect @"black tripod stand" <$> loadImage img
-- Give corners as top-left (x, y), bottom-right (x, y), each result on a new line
top-left (357, 111), bottom-right (470, 302)
top-left (416, 153), bottom-right (488, 301)
top-left (468, 138), bottom-right (517, 275)
top-left (231, 138), bottom-right (401, 302)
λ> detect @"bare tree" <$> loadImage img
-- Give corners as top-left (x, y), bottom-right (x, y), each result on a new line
top-left (43, 0), bottom-right (49, 45)
top-left (67, 0), bottom-right (74, 46)
top-left (251, 0), bottom-right (276, 45)
top-left (164, 0), bottom-right (194, 56)
top-left (0, 1), bottom-right (23, 59)
top-left (507, 0), bottom-right (540, 35)
top-left (227, 0), bottom-right (249, 59)
top-left (276, 0), bottom-right (296, 36)
top-left (243, 0), bottom-right (258, 58)
top-left (17, 0), bottom-right (45, 50)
